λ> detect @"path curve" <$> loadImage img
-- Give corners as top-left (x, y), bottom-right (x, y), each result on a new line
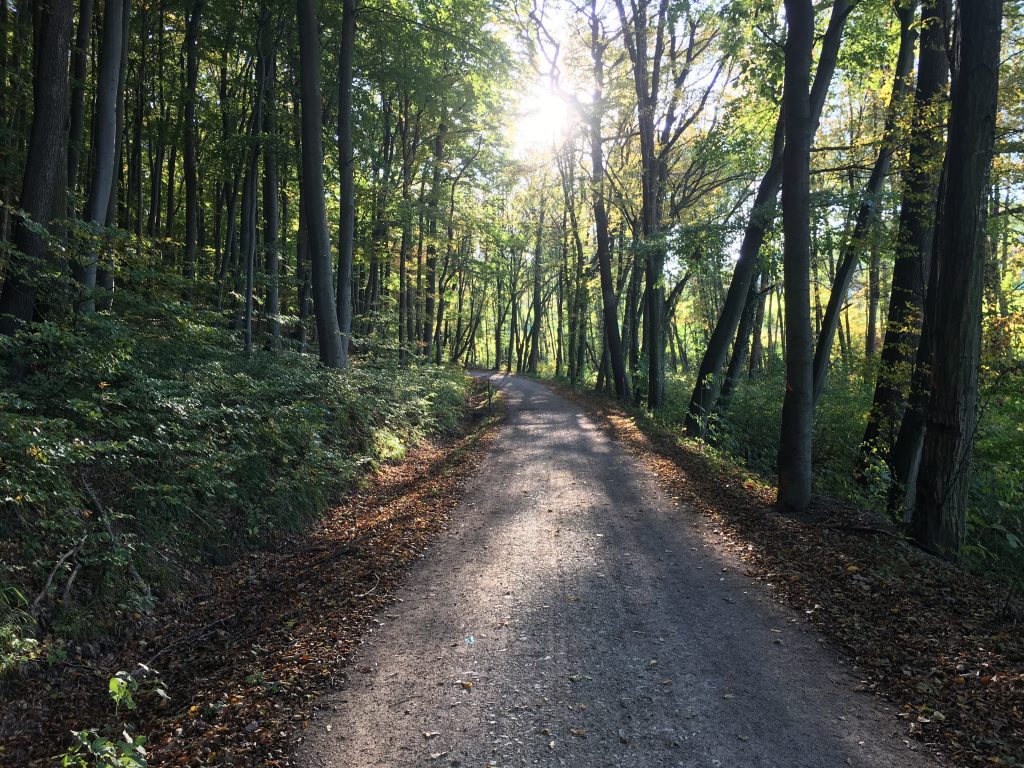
top-left (301, 373), bottom-right (937, 768)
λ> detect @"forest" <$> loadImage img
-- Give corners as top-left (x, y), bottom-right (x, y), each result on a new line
top-left (0, 0), bottom-right (1021, 764)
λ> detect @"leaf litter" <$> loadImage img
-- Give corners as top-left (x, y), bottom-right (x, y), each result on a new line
top-left (1, 389), bottom-right (504, 766)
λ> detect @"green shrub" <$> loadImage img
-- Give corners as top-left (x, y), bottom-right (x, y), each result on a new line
top-left (0, 307), bottom-right (469, 654)
top-left (694, 361), bottom-right (1024, 586)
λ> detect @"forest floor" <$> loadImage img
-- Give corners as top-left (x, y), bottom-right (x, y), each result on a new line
top-left (1, 385), bottom-right (504, 767)
top-left (4, 374), bottom-right (1019, 767)
top-left (300, 373), bottom-right (946, 768)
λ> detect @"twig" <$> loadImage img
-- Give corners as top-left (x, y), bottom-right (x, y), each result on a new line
top-left (340, 573), bottom-right (381, 608)
top-left (145, 613), bottom-right (237, 667)
top-left (31, 536), bottom-right (87, 614)
top-left (355, 573), bottom-right (381, 599)
top-left (61, 563), bottom-right (82, 605)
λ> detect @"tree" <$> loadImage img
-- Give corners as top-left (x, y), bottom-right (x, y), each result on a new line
top-left (685, 0), bottom-right (852, 435)
top-left (0, 0), bottom-right (73, 334)
top-left (335, 0), bottom-right (356, 367)
top-left (80, 0), bottom-right (128, 314)
top-left (585, 0), bottom-right (630, 401)
top-left (860, 0), bottom-right (951, 466)
top-left (296, 0), bottom-right (345, 368)
top-left (811, 1), bottom-right (918, 404)
top-left (909, 0), bottom-right (1003, 557)
top-left (183, 0), bottom-right (203, 296)
top-left (776, 0), bottom-right (815, 515)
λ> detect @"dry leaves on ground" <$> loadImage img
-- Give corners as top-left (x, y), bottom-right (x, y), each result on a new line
top-left (0, 392), bottom-right (504, 767)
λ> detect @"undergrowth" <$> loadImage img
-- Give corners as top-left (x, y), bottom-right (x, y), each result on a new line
top-left (656, 361), bottom-right (1024, 588)
top-left (0, 306), bottom-right (468, 664)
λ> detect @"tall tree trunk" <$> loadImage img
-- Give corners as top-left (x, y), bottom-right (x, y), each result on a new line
top-left (776, 0), bottom-right (815, 515)
top-left (865, 240), bottom-right (880, 359)
top-left (242, 22), bottom-right (268, 353)
top-left (720, 269), bottom-right (760, 405)
top-left (96, 0), bottom-right (129, 304)
top-left (130, 9), bottom-right (145, 238)
top-left (335, 0), bottom-right (355, 366)
top-left (183, 0), bottom-right (202, 296)
top-left (909, 0), bottom-right (1001, 557)
top-left (811, 3), bottom-right (916, 404)
top-left (396, 96), bottom-right (419, 365)
top-left (80, 0), bottom-right (126, 313)
top-left (686, 0), bottom-right (851, 434)
top-left (749, 285), bottom-right (767, 374)
top-left (527, 192), bottom-right (546, 374)
top-left (67, 0), bottom-right (93, 207)
top-left (861, 0), bottom-right (950, 465)
top-left (263, 48), bottom-right (281, 344)
top-left (165, 118), bottom-right (179, 238)
top-left (296, 0), bottom-right (344, 367)
top-left (0, 0), bottom-right (72, 334)
top-left (422, 121), bottom-right (446, 360)
top-left (587, 1), bottom-right (630, 401)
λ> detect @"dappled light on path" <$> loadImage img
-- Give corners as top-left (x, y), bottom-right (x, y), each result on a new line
top-left (302, 375), bottom-right (935, 768)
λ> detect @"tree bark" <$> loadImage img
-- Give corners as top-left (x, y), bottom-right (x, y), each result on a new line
top-left (422, 121), bottom-right (446, 360)
top-left (66, 0), bottom-right (93, 206)
top-left (909, 0), bottom-right (1001, 557)
top-left (866, 240), bottom-right (880, 359)
top-left (527, 192), bottom-right (546, 374)
top-left (0, 0), bottom-right (72, 334)
top-left (861, 0), bottom-right (950, 465)
top-left (587, 2), bottom-right (630, 401)
top-left (296, 0), bottom-right (345, 367)
top-left (183, 0), bottom-right (202, 295)
top-left (776, 0), bottom-right (815, 515)
top-left (80, 0), bottom-right (126, 313)
top-left (263, 47), bottom-right (281, 344)
top-left (335, 0), bottom-right (355, 366)
top-left (720, 269), bottom-right (760, 405)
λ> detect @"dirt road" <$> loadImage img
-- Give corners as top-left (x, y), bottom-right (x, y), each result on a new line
top-left (302, 373), bottom-right (937, 768)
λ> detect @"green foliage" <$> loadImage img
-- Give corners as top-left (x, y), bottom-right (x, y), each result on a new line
top-left (654, 362), bottom-right (1024, 588)
top-left (59, 666), bottom-right (164, 767)
top-left (61, 728), bottom-right (148, 768)
top-left (0, 307), bottom-right (469, 652)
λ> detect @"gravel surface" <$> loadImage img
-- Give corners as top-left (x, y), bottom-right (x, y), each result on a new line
top-left (301, 373), bottom-right (939, 768)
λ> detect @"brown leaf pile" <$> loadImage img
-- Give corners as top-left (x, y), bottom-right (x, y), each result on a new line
top-left (558, 386), bottom-right (1022, 767)
top-left (0, 392), bottom-right (504, 767)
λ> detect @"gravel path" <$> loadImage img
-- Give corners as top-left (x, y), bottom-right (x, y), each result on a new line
top-left (301, 373), bottom-right (938, 768)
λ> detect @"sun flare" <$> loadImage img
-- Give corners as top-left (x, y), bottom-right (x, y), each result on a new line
top-left (511, 83), bottom-right (572, 155)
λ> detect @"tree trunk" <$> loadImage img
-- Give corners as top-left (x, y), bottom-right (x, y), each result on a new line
top-left (527, 193), bottom-right (545, 374)
top-left (335, 0), bottom-right (355, 366)
top-left (909, 0), bottom-right (1001, 558)
top-left (80, 0), bottom-right (126, 313)
top-left (422, 121), bottom-right (446, 360)
top-left (296, 0), bottom-right (344, 367)
top-left (67, 0), bottom-right (93, 206)
top-left (866, 240), bottom-right (880, 359)
top-left (183, 0), bottom-right (202, 295)
top-left (96, 0), bottom-right (129, 304)
top-left (861, 0), bottom-right (950, 465)
top-left (776, 0), bottom-right (815, 515)
top-left (0, 0), bottom-right (72, 334)
top-left (263, 48), bottom-right (281, 345)
top-left (720, 269), bottom-right (760, 405)
top-left (811, 3), bottom-right (916, 404)
top-left (686, 0), bottom-right (851, 434)
top-left (587, 1), bottom-right (630, 401)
